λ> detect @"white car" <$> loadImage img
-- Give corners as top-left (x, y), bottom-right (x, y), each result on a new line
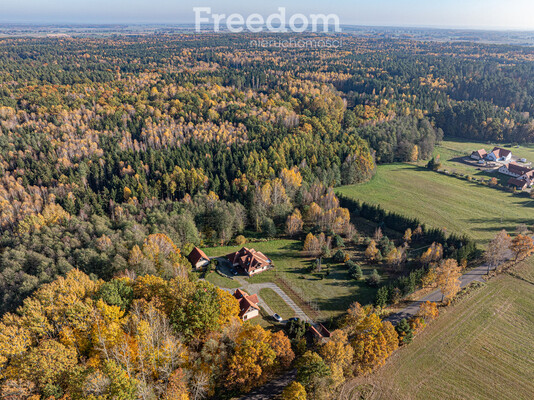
top-left (273, 313), bottom-right (283, 322)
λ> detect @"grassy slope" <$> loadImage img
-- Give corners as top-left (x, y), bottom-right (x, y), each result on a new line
top-left (259, 288), bottom-right (295, 319)
top-left (203, 240), bottom-right (378, 319)
top-left (346, 257), bottom-right (534, 400)
top-left (336, 164), bottom-right (533, 246)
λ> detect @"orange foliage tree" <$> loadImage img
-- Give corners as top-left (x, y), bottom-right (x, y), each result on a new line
top-left (511, 234), bottom-right (534, 261)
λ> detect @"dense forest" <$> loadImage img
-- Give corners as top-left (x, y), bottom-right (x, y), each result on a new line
top-left (0, 33), bottom-right (533, 399)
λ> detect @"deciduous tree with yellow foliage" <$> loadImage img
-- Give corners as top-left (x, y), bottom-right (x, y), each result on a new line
top-left (436, 259), bottom-right (462, 303)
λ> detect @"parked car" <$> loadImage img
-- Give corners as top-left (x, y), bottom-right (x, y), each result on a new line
top-left (519, 158), bottom-right (527, 163)
top-left (273, 313), bottom-right (283, 322)
top-left (288, 317), bottom-right (299, 322)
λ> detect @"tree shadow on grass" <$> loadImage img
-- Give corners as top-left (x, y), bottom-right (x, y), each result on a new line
top-left (279, 241), bottom-right (303, 251)
top-left (314, 285), bottom-right (378, 313)
top-left (467, 217), bottom-right (534, 233)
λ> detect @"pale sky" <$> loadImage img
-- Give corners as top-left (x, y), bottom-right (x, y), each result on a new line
top-left (1, 0), bottom-right (534, 30)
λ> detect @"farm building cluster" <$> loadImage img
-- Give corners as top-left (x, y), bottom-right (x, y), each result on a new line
top-left (471, 147), bottom-right (533, 190)
top-left (470, 146), bottom-right (513, 162)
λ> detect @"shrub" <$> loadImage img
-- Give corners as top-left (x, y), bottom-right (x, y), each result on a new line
top-left (333, 234), bottom-right (345, 248)
top-left (366, 269), bottom-right (381, 287)
top-left (348, 263), bottom-right (363, 280)
top-left (333, 249), bottom-right (346, 263)
top-left (235, 235), bottom-right (247, 246)
top-left (206, 260), bottom-right (214, 274)
top-left (379, 236), bottom-right (394, 254)
top-left (375, 250), bottom-right (383, 263)
top-left (309, 258), bottom-right (321, 272)
top-left (395, 318), bottom-right (413, 345)
top-left (375, 286), bottom-right (389, 308)
top-left (262, 218), bottom-right (277, 237)
top-left (96, 279), bottom-right (133, 311)
top-left (281, 381), bottom-right (307, 400)
top-left (409, 316), bottom-right (426, 335)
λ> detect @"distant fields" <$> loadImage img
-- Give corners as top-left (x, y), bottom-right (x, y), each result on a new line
top-left (336, 164), bottom-right (533, 246)
top-left (344, 257), bottom-right (534, 400)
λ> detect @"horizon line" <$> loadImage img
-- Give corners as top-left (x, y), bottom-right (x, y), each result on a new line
top-left (0, 21), bottom-right (533, 33)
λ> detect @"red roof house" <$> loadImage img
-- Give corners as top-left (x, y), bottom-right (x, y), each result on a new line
top-left (500, 162), bottom-right (532, 177)
top-left (487, 147), bottom-right (512, 162)
top-left (226, 247), bottom-right (272, 276)
top-left (470, 149), bottom-right (487, 160)
top-left (233, 289), bottom-right (260, 321)
top-left (188, 247), bottom-right (210, 269)
top-left (499, 163), bottom-right (534, 189)
top-left (508, 177), bottom-right (528, 190)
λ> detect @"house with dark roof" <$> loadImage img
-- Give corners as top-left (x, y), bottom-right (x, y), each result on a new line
top-left (226, 247), bottom-right (272, 276)
top-left (486, 147), bottom-right (512, 162)
top-left (188, 247), bottom-right (210, 269)
top-left (470, 149), bottom-right (487, 160)
top-left (498, 162), bottom-right (533, 177)
top-left (507, 178), bottom-right (528, 191)
top-left (499, 162), bottom-right (534, 190)
top-left (233, 289), bottom-right (260, 321)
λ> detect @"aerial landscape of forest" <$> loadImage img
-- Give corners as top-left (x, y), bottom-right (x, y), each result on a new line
top-left (0, 1), bottom-right (533, 399)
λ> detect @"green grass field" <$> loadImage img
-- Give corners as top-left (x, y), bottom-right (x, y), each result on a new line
top-left (259, 288), bottom-right (295, 319)
top-left (203, 240), bottom-right (379, 319)
top-left (204, 272), bottom-right (241, 289)
top-left (336, 164), bottom-right (533, 246)
top-left (344, 257), bottom-right (534, 400)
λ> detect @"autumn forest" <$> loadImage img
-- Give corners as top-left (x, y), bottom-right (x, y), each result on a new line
top-left (0, 33), bottom-right (534, 399)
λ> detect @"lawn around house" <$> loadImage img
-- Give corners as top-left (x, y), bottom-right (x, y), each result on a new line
top-left (344, 257), bottom-right (534, 400)
top-left (259, 288), bottom-right (295, 320)
top-left (336, 163), bottom-right (534, 247)
top-left (203, 239), bottom-right (381, 320)
top-left (204, 271), bottom-right (241, 289)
